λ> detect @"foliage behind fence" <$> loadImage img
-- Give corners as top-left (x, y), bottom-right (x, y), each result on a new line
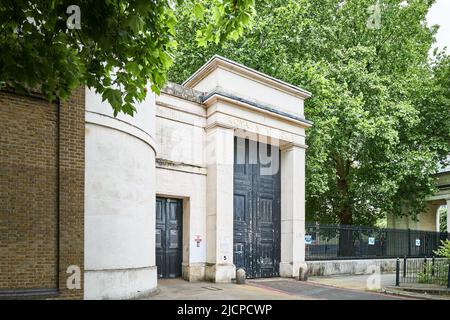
top-left (396, 257), bottom-right (450, 288)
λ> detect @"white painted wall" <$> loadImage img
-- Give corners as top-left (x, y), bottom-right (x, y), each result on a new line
top-left (155, 91), bottom-right (208, 280)
top-left (85, 88), bottom-right (156, 139)
top-left (155, 168), bottom-right (207, 264)
top-left (387, 203), bottom-right (443, 232)
top-left (156, 116), bottom-right (205, 166)
top-left (84, 88), bottom-right (157, 299)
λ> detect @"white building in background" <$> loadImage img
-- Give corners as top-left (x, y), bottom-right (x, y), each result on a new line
top-left (387, 162), bottom-right (450, 233)
top-left (84, 55), bottom-right (312, 299)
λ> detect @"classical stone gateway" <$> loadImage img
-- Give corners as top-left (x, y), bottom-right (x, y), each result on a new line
top-left (0, 55), bottom-right (312, 299)
top-left (155, 56), bottom-right (312, 283)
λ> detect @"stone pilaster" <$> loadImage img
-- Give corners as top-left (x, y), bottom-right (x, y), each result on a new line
top-left (205, 124), bottom-right (235, 282)
top-left (280, 143), bottom-right (307, 278)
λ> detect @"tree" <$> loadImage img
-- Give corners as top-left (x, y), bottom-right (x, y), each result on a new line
top-left (0, 0), bottom-right (255, 115)
top-left (434, 239), bottom-right (450, 259)
top-left (169, 0), bottom-right (450, 229)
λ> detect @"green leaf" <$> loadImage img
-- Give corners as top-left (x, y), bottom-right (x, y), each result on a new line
top-left (126, 15), bottom-right (145, 33)
top-left (193, 3), bottom-right (204, 20)
top-left (103, 88), bottom-right (123, 112)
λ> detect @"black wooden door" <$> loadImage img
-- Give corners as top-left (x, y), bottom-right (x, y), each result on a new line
top-left (156, 197), bottom-right (183, 278)
top-left (233, 138), bottom-right (281, 278)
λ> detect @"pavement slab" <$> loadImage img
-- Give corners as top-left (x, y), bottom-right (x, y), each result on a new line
top-left (308, 273), bottom-right (397, 291)
top-left (146, 278), bottom-right (299, 300)
top-left (248, 278), bottom-right (408, 300)
top-left (146, 277), bottom-right (410, 300)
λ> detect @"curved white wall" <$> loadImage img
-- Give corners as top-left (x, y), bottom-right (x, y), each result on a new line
top-left (84, 88), bottom-right (157, 299)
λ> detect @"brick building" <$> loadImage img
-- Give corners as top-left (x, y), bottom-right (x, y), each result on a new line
top-left (0, 88), bottom-right (84, 299)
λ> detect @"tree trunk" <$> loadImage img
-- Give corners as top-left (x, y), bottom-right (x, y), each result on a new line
top-left (336, 158), bottom-right (355, 257)
top-left (338, 208), bottom-right (355, 257)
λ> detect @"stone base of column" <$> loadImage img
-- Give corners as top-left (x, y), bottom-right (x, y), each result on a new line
top-left (84, 265), bottom-right (157, 300)
top-left (280, 261), bottom-right (308, 278)
top-left (182, 263), bottom-right (206, 282)
top-left (205, 263), bottom-right (235, 283)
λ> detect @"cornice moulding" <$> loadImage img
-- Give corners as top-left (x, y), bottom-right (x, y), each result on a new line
top-left (183, 55), bottom-right (312, 100)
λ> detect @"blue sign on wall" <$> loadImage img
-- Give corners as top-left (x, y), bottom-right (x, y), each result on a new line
top-left (305, 235), bottom-right (312, 245)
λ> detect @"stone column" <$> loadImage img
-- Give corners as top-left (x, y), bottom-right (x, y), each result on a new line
top-left (280, 143), bottom-right (307, 278)
top-left (84, 88), bottom-right (157, 299)
top-left (436, 206), bottom-right (441, 232)
top-left (205, 125), bottom-right (235, 282)
top-left (447, 200), bottom-right (450, 233)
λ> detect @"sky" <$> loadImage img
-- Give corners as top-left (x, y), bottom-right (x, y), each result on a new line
top-left (427, 0), bottom-right (450, 53)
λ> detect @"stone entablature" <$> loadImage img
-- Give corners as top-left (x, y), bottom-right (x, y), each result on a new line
top-left (431, 170), bottom-right (450, 201)
top-left (162, 82), bottom-right (203, 104)
top-left (183, 55), bottom-right (311, 117)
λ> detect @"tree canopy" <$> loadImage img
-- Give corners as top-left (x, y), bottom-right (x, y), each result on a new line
top-left (0, 0), bottom-right (255, 115)
top-left (169, 0), bottom-right (450, 225)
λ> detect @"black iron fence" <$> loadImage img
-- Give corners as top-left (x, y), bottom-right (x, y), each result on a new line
top-left (395, 257), bottom-right (450, 288)
top-left (305, 223), bottom-right (450, 260)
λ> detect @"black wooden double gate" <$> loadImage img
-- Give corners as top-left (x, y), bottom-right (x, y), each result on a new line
top-left (233, 138), bottom-right (281, 278)
top-left (156, 197), bottom-right (183, 278)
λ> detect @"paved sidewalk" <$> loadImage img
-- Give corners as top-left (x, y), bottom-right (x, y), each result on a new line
top-left (308, 273), bottom-right (450, 300)
top-left (146, 278), bottom-right (299, 300)
top-left (248, 278), bottom-right (407, 300)
top-left (308, 273), bottom-right (397, 291)
top-left (383, 283), bottom-right (450, 300)
top-left (146, 277), bottom-right (408, 300)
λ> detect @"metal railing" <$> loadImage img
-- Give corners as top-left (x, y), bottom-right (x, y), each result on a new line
top-left (305, 223), bottom-right (450, 260)
top-left (395, 257), bottom-right (450, 288)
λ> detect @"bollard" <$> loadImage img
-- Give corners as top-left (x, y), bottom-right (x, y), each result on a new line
top-left (298, 264), bottom-right (308, 281)
top-left (395, 258), bottom-right (400, 287)
top-left (236, 268), bottom-right (246, 285)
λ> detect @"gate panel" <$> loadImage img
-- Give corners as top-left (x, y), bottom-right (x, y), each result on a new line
top-left (156, 197), bottom-right (183, 278)
top-left (233, 138), bottom-right (280, 278)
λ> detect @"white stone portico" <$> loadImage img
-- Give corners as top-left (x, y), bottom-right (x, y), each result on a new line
top-left (156, 56), bottom-right (312, 282)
